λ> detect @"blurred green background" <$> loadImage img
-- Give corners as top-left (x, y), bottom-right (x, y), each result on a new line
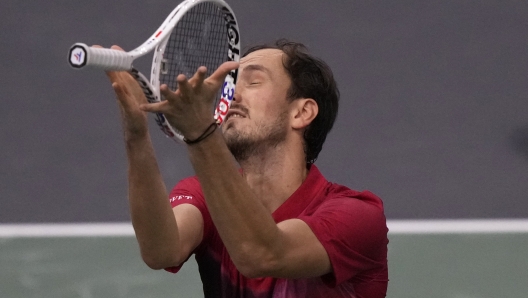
top-left (2, 230), bottom-right (527, 298)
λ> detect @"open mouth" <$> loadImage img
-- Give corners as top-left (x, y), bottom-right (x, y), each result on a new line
top-left (225, 111), bottom-right (246, 122)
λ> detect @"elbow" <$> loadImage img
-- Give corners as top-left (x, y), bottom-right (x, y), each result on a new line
top-left (142, 258), bottom-right (168, 271)
top-left (233, 249), bottom-right (282, 278)
top-left (141, 252), bottom-right (182, 270)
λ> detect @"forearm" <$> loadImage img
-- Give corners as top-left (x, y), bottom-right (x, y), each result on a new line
top-left (187, 131), bottom-right (283, 274)
top-left (125, 134), bottom-right (182, 268)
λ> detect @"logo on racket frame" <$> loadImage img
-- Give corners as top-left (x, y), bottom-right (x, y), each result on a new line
top-left (214, 7), bottom-right (240, 125)
top-left (129, 68), bottom-right (177, 138)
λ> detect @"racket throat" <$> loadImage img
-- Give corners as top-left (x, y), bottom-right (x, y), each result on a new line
top-left (161, 58), bottom-right (169, 75)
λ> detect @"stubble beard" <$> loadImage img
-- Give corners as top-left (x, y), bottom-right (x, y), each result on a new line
top-left (225, 111), bottom-right (289, 163)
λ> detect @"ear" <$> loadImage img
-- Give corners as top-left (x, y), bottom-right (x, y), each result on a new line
top-left (290, 98), bottom-right (318, 130)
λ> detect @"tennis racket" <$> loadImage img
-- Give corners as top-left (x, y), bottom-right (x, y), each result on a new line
top-left (68, 0), bottom-right (240, 142)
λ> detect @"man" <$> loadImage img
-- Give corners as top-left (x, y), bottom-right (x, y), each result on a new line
top-left (106, 40), bottom-right (388, 297)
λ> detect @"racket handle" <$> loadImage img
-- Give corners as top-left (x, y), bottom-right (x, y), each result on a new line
top-left (68, 43), bottom-right (134, 71)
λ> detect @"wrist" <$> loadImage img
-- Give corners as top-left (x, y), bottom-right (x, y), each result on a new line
top-left (124, 131), bottom-right (151, 146)
top-left (183, 122), bottom-right (218, 145)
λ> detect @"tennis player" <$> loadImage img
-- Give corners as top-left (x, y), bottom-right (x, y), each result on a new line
top-left (107, 40), bottom-right (388, 297)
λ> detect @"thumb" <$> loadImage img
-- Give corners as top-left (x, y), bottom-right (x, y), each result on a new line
top-left (208, 61), bottom-right (239, 85)
top-left (139, 101), bottom-right (168, 113)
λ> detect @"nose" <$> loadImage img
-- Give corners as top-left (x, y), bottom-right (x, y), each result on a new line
top-left (232, 88), bottom-right (241, 103)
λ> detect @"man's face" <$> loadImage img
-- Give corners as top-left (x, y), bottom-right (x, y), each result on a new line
top-left (221, 49), bottom-right (293, 161)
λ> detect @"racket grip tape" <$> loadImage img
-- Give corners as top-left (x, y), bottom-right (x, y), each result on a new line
top-left (68, 43), bottom-right (133, 71)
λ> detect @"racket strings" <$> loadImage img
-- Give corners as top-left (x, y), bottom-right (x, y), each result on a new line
top-left (161, 2), bottom-right (229, 106)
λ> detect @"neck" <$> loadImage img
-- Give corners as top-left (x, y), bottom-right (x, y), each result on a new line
top-left (238, 141), bottom-right (308, 213)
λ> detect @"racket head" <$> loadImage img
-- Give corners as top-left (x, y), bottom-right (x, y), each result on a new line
top-left (150, 0), bottom-right (241, 141)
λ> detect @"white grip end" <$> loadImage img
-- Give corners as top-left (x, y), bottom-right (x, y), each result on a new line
top-left (68, 43), bottom-right (134, 71)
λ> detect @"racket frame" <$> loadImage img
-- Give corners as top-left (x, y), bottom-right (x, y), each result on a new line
top-left (68, 0), bottom-right (241, 142)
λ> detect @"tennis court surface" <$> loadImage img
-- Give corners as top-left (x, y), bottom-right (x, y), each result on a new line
top-left (1, 220), bottom-right (527, 298)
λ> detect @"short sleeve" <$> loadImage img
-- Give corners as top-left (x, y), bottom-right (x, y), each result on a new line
top-left (298, 191), bottom-right (388, 286)
top-left (165, 176), bottom-right (213, 273)
top-left (169, 177), bottom-right (205, 209)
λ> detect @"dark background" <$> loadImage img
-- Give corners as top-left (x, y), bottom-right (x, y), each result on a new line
top-left (1, 0), bottom-right (527, 223)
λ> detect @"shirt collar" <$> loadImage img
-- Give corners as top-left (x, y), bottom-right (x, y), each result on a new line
top-left (271, 165), bottom-right (328, 222)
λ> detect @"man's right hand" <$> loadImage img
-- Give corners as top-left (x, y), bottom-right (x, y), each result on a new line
top-left (100, 45), bottom-right (149, 141)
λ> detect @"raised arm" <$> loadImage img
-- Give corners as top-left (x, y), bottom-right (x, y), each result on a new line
top-left (104, 46), bottom-right (202, 269)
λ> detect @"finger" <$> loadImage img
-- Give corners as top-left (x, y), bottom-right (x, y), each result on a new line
top-left (106, 69), bottom-right (121, 82)
top-left (113, 81), bottom-right (129, 96)
top-left (112, 82), bottom-right (132, 108)
top-left (160, 84), bottom-right (179, 100)
top-left (208, 61), bottom-right (239, 84)
top-left (176, 74), bottom-right (193, 100)
top-left (139, 101), bottom-right (170, 113)
top-left (189, 66), bottom-right (207, 89)
top-left (110, 45), bottom-right (125, 51)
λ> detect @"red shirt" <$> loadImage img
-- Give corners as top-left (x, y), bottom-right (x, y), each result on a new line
top-left (166, 165), bottom-right (388, 298)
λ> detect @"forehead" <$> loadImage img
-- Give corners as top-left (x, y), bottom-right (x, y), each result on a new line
top-left (240, 48), bottom-right (285, 70)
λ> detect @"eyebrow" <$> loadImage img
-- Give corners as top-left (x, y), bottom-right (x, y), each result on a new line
top-left (242, 64), bottom-right (272, 77)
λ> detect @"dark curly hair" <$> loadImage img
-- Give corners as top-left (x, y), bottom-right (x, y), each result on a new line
top-left (243, 39), bottom-right (340, 164)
